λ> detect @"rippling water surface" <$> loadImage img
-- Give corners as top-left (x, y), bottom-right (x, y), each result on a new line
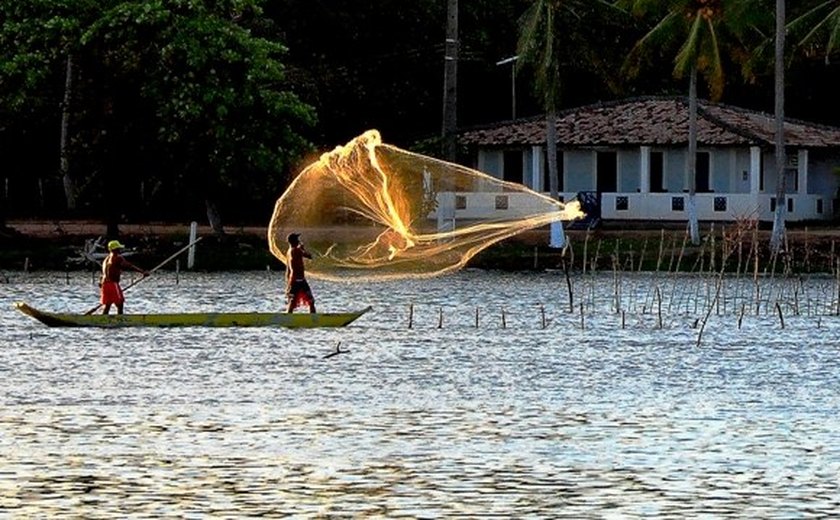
top-left (2, 270), bottom-right (839, 517)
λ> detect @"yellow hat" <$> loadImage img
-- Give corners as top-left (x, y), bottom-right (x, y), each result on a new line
top-left (107, 240), bottom-right (126, 251)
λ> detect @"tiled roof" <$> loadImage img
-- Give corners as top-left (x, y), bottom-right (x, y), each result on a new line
top-left (459, 96), bottom-right (840, 148)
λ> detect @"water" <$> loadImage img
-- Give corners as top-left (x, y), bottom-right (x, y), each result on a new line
top-left (1, 270), bottom-right (839, 517)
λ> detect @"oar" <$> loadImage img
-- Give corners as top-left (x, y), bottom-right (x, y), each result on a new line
top-left (84, 236), bottom-right (204, 315)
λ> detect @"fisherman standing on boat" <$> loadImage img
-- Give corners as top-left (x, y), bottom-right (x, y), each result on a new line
top-left (285, 233), bottom-right (317, 313)
top-left (100, 240), bottom-right (148, 315)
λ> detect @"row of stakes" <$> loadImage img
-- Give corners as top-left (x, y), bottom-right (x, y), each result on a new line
top-left (405, 301), bottom-right (798, 332)
top-left (407, 303), bottom-right (605, 331)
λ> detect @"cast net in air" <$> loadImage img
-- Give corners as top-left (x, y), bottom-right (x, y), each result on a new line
top-left (268, 130), bottom-right (583, 281)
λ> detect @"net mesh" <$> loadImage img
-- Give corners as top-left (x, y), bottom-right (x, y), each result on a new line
top-left (268, 130), bottom-right (583, 281)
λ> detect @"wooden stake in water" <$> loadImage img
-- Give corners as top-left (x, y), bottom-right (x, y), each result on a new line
top-left (540, 304), bottom-right (546, 329)
top-left (501, 308), bottom-right (507, 329)
top-left (775, 301), bottom-right (785, 329)
top-left (580, 302), bottom-right (585, 330)
top-left (656, 229), bottom-right (665, 273)
top-left (438, 307), bottom-right (443, 329)
top-left (475, 307), bottom-right (479, 328)
top-left (655, 285), bottom-right (663, 329)
top-left (582, 228), bottom-right (591, 275)
top-left (408, 303), bottom-right (414, 329)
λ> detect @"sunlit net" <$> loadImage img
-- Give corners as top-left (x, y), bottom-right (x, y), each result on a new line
top-left (268, 130), bottom-right (583, 281)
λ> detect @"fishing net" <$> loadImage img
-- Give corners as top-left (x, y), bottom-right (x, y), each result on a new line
top-left (268, 130), bottom-right (583, 281)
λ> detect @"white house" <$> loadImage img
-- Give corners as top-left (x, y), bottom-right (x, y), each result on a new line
top-left (457, 96), bottom-right (840, 225)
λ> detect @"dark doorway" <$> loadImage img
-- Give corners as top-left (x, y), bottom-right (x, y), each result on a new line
top-left (503, 150), bottom-right (524, 185)
top-left (597, 151), bottom-right (617, 193)
top-left (696, 151), bottom-right (710, 192)
top-left (650, 151), bottom-right (664, 192)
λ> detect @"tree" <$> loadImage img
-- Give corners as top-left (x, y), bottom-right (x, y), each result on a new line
top-left (1, 0), bottom-right (315, 234)
top-left (82, 0), bottom-right (316, 234)
top-left (0, 0), bottom-right (103, 213)
top-left (517, 0), bottom-right (622, 248)
top-left (771, 0), bottom-right (840, 252)
top-left (621, 0), bottom-right (767, 245)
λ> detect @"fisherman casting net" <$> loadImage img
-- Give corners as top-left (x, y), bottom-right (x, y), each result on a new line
top-left (268, 130), bottom-right (583, 281)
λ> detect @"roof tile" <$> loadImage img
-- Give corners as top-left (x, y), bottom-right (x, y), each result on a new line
top-left (459, 96), bottom-right (840, 148)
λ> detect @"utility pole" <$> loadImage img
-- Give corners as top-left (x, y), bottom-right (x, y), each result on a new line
top-left (496, 55), bottom-right (519, 120)
top-left (442, 0), bottom-right (458, 162)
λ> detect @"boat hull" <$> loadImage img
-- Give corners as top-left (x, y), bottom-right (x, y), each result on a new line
top-left (15, 302), bottom-right (371, 328)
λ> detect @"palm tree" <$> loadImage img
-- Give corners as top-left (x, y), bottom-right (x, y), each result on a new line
top-left (517, 0), bottom-right (620, 247)
top-left (788, 1), bottom-right (840, 62)
top-left (771, 1), bottom-right (840, 251)
top-left (621, 0), bottom-right (765, 245)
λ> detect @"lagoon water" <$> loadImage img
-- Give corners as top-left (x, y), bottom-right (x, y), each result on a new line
top-left (1, 270), bottom-right (839, 517)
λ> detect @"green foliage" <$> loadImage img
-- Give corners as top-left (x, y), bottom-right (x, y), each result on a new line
top-left (788, 0), bottom-right (840, 62)
top-left (0, 0), bottom-right (314, 221)
top-left (619, 0), bottom-right (770, 101)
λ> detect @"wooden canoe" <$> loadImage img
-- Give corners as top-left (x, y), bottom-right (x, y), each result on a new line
top-left (15, 302), bottom-right (371, 329)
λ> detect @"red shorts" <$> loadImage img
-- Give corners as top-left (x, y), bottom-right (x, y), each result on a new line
top-left (100, 281), bottom-right (125, 306)
top-left (286, 279), bottom-right (314, 309)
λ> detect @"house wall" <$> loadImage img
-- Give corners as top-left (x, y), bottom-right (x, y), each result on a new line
top-left (479, 149), bottom-right (503, 178)
top-left (665, 149), bottom-right (686, 192)
top-left (619, 150), bottom-right (640, 193)
top-left (711, 150), bottom-right (729, 193)
top-left (734, 150), bottom-right (751, 193)
top-left (473, 144), bottom-right (839, 222)
top-left (565, 151), bottom-right (592, 192)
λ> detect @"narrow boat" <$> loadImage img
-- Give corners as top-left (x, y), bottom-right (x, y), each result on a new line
top-left (15, 302), bottom-right (371, 329)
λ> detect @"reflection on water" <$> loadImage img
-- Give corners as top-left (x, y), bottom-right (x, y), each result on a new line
top-left (2, 271), bottom-right (840, 516)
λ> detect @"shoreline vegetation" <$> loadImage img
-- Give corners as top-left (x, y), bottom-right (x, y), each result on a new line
top-left (3, 219), bottom-right (840, 275)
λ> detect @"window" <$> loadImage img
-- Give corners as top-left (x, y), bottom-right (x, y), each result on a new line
top-left (455, 195), bottom-right (467, 210)
top-left (714, 197), bottom-right (727, 212)
top-left (616, 196), bottom-right (628, 211)
top-left (495, 195), bottom-right (509, 210)
top-left (672, 196), bottom-right (684, 211)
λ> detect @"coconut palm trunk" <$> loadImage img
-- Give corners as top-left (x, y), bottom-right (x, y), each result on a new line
top-left (770, 0), bottom-right (786, 252)
top-left (686, 67), bottom-right (700, 245)
top-left (545, 107), bottom-right (566, 247)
